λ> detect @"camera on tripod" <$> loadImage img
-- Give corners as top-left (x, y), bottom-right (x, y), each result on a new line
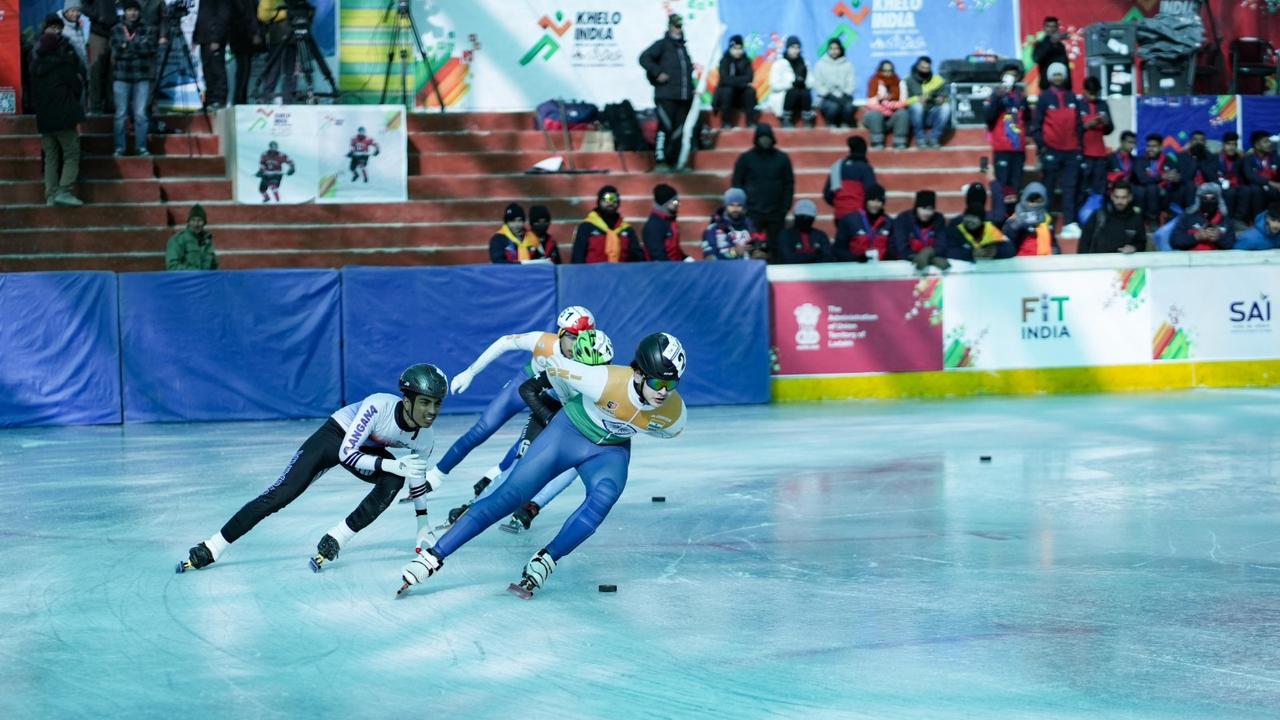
top-left (166, 0), bottom-right (193, 21)
top-left (285, 0), bottom-right (316, 36)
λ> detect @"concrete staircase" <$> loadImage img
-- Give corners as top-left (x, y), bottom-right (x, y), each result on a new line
top-left (0, 111), bottom-right (996, 272)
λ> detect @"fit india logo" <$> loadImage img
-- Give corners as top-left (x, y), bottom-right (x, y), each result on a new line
top-left (794, 303), bottom-right (822, 350)
top-left (1020, 294), bottom-right (1071, 340)
top-left (520, 10), bottom-right (572, 65)
top-left (1229, 293), bottom-right (1271, 333)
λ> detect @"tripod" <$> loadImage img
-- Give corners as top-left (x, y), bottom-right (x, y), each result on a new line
top-left (148, 11), bottom-right (209, 120)
top-left (379, 0), bottom-right (446, 111)
top-left (253, 4), bottom-right (340, 104)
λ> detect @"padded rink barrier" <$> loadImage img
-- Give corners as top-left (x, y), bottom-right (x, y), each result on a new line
top-left (119, 270), bottom-right (343, 423)
top-left (0, 272), bottom-right (122, 427)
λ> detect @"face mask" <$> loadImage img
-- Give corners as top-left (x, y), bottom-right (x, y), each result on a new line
top-left (1200, 199), bottom-right (1218, 214)
top-left (963, 217), bottom-right (983, 232)
top-left (1020, 209), bottom-right (1046, 226)
top-left (795, 216), bottom-right (814, 231)
top-left (1191, 144), bottom-right (1207, 159)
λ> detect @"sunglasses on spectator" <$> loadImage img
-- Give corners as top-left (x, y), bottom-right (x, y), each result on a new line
top-left (601, 193), bottom-right (620, 204)
top-left (644, 377), bottom-right (679, 391)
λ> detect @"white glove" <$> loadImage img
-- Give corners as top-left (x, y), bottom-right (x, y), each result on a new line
top-left (415, 512), bottom-right (438, 553)
top-left (386, 453), bottom-right (428, 479)
top-left (450, 370), bottom-right (475, 394)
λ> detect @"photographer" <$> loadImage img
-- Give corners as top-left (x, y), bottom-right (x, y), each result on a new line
top-left (195, 0), bottom-right (233, 108)
top-left (256, 0), bottom-right (305, 102)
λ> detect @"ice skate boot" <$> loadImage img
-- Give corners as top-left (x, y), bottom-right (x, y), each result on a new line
top-left (309, 533), bottom-right (340, 573)
top-left (472, 475), bottom-right (493, 497)
top-left (507, 549), bottom-right (555, 600)
top-left (500, 502), bottom-right (540, 534)
top-left (437, 501), bottom-right (470, 531)
top-left (176, 542), bottom-right (215, 573)
top-left (397, 547), bottom-right (444, 597)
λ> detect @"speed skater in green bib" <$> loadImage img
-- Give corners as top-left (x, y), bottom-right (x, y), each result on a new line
top-left (442, 329), bottom-right (616, 536)
top-left (400, 332), bottom-right (688, 599)
top-left (403, 306), bottom-right (595, 547)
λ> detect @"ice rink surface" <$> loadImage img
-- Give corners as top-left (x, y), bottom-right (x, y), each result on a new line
top-left (2, 390), bottom-right (1280, 719)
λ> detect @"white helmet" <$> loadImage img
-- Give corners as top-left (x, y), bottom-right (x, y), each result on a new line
top-left (556, 305), bottom-right (596, 335)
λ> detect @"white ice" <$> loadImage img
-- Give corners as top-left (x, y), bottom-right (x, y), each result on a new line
top-left (2, 390), bottom-right (1280, 718)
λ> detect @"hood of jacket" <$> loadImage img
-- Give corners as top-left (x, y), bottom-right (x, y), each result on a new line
top-left (1189, 182), bottom-right (1227, 216)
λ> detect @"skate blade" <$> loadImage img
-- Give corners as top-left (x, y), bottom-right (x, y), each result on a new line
top-left (175, 560), bottom-right (192, 574)
top-left (397, 495), bottom-right (413, 504)
top-left (433, 522), bottom-right (453, 532)
top-left (507, 582), bottom-right (533, 600)
top-left (309, 555), bottom-right (327, 573)
top-left (499, 521), bottom-right (523, 535)
top-left (395, 581), bottom-right (412, 598)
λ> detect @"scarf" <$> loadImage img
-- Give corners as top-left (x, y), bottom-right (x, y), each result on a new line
top-left (498, 223), bottom-right (538, 262)
top-left (958, 222), bottom-right (1004, 249)
top-left (1034, 222), bottom-right (1053, 256)
top-left (584, 210), bottom-right (630, 263)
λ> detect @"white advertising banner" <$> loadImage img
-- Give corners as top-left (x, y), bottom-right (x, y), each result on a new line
top-left (233, 106), bottom-right (408, 205)
top-left (1150, 266), bottom-right (1279, 362)
top-left (396, 0), bottom-right (721, 111)
top-left (942, 268), bottom-right (1152, 371)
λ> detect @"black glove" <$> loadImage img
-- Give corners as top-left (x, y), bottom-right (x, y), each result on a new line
top-left (913, 246), bottom-right (935, 271)
top-left (286, 167), bottom-right (295, 176)
top-left (930, 254), bottom-right (952, 271)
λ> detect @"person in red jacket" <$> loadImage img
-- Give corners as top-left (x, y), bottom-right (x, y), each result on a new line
top-left (983, 67), bottom-right (1031, 219)
top-left (528, 205), bottom-right (562, 263)
top-left (642, 183), bottom-right (691, 261)
top-left (490, 203), bottom-right (557, 264)
top-left (833, 182), bottom-right (893, 261)
top-left (1106, 131), bottom-right (1138, 187)
top-left (1218, 131), bottom-right (1252, 224)
top-left (1031, 62), bottom-right (1084, 227)
top-left (1078, 77), bottom-right (1114, 201)
top-left (1003, 182), bottom-right (1060, 256)
top-left (1171, 183), bottom-right (1235, 251)
top-left (822, 135), bottom-right (877, 225)
top-left (571, 185), bottom-right (644, 263)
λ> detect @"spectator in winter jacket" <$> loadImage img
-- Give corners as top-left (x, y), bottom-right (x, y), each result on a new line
top-left (990, 188), bottom-right (1021, 231)
top-left (110, 0), bottom-right (156, 156)
top-left (1242, 131), bottom-right (1280, 216)
top-left (528, 205), bottom-right (561, 263)
top-left (1133, 133), bottom-right (1181, 224)
top-left (1177, 131), bottom-right (1221, 191)
top-left (702, 188), bottom-right (767, 260)
top-left (230, 0), bottom-right (264, 105)
top-left (731, 122), bottom-right (794, 255)
top-left (1032, 16), bottom-right (1070, 91)
top-left (891, 190), bottom-right (947, 268)
top-left (713, 35), bottom-right (758, 128)
top-left (862, 60), bottom-right (909, 149)
top-left (82, 0), bottom-right (119, 112)
top-left (639, 14), bottom-right (694, 170)
top-left (166, 205), bottom-right (219, 270)
top-left (943, 184), bottom-right (1014, 262)
top-left (1171, 183), bottom-right (1236, 251)
top-left (1106, 130), bottom-right (1138, 187)
top-left (642, 184), bottom-right (690, 261)
top-left (1236, 201), bottom-right (1280, 251)
top-left (1031, 62), bottom-right (1083, 226)
top-left (905, 56), bottom-right (949, 149)
top-left (572, 185), bottom-right (644, 263)
top-left (1003, 182), bottom-right (1061, 256)
top-left (984, 67), bottom-right (1031, 218)
top-left (1078, 77), bottom-right (1115, 199)
top-left (834, 182), bottom-right (894, 262)
top-left (823, 135), bottom-right (876, 224)
top-left (767, 36), bottom-right (814, 128)
top-left (1218, 131), bottom-right (1254, 223)
top-left (491, 203), bottom-right (551, 264)
top-left (195, 0), bottom-right (233, 109)
top-left (31, 14), bottom-right (86, 207)
top-left (813, 39), bottom-right (855, 128)
top-left (777, 200), bottom-right (831, 264)
top-left (58, 2), bottom-right (90, 75)
top-left (1078, 181), bottom-right (1147, 254)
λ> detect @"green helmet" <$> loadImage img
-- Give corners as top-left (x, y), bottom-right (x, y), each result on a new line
top-left (399, 363), bottom-right (448, 399)
top-left (571, 329), bottom-right (614, 366)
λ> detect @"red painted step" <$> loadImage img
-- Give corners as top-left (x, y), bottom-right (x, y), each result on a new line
top-left (0, 134), bottom-right (221, 157)
top-left (0, 156), bottom-right (227, 181)
top-left (0, 113), bottom-right (216, 135)
top-left (0, 179), bottom-right (162, 204)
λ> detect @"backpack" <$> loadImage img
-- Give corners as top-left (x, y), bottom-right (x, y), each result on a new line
top-left (535, 99), bottom-right (599, 131)
top-left (602, 100), bottom-right (651, 151)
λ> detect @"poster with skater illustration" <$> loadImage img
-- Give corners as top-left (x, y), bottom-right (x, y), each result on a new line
top-left (233, 106), bottom-right (318, 204)
top-left (315, 106), bottom-right (408, 204)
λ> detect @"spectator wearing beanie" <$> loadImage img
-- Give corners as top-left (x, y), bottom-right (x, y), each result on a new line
top-left (731, 122), bottom-right (795, 256)
top-left (834, 182), bottom-right (893, 261)
top-left (110, 0), bottom-right (156, 156)
top-left (572, 185), bottom-right (644, 263)
top-left (984, 65), bottom-right (1031, 218)
top-left (1031, 60), bottom-right (1084, 226)
top-left (642, 183), bottom-right (691, 261)
top-left (703, 187), bottom-right (766, 260)
top-left (777, 199), bottom-right (831, 264)
top-left (166, 204), bottom-right (218, 270)
top-left (1237, 201), bottom-right (1280, 251)
top-left (823, 135), bottom-right (877, 224)
top-left (943, 184), bottom-right (1014, 262)
top-left (58, 1), bottom-right (91, 75)
top-left (490, 203), bottom-right (547, 264)
top-left (813, 38), bottom-right (855, 128)
top-left (1078, 180), bottom-right (1147, 254)
top-left (891, 189), bottom-right (947, 267)
top-left (713, 35), bottom-right (758, 128)
top-left (905, 55), bottom-right (950, 149)
top-left (528, 205), bottom-right (562, 263)
top-left (31, 13), bottom-right (85, 207)
top-left (639, 14), bottom-right (694, 170)
top-left (767, 36), bottom-right (814, 128)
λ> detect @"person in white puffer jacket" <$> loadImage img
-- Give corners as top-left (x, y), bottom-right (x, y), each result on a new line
top-left (813, 38), bottom-right (855, 128)
top-left (766, 35), bottom-right (814, 127)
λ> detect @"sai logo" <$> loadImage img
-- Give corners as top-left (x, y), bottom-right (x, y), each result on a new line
top-left (794, 303), bottom-right (822, 349)
top-left (521, 11), bottom-right (572, 66)
top-left (1229, 294), bottom-right (1271, 332)
top-left (1020, 295), bottom-right (1071, 340)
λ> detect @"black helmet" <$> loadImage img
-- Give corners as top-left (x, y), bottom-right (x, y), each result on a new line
top-left (399, 363), bottom-right (448, 399)
top-left (630, 332), bottom-right (686, 381)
